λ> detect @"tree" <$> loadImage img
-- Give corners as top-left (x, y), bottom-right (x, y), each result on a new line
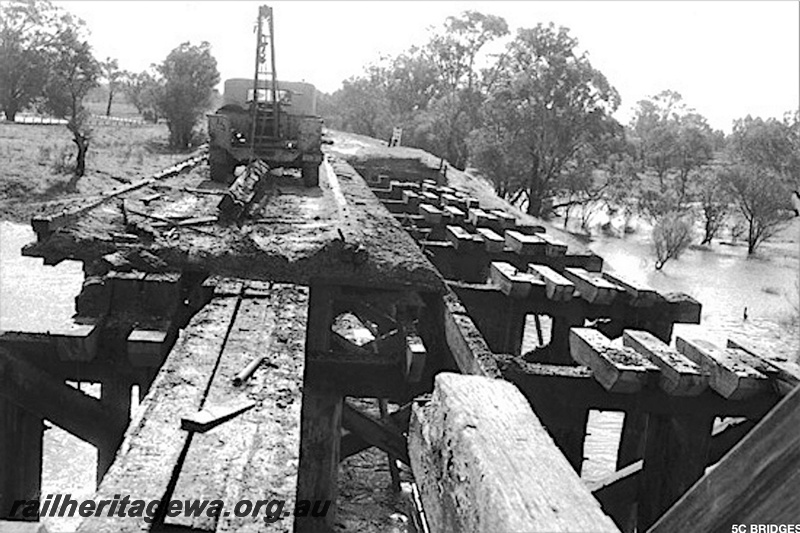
top-left (121, 69), bottom-right (164, 122)
top-left (0, 0), bottom-right (76, 121)
top-left (423, 11), bottom-right (509, 169)
top-left (41, 27), bottom-right (100, 179)
top-left (157, 41), bottom-right (219, 149)
top-left (468, 23), bottom-right (621, 217)
top-left (721, 163), bottom-right (793, 255)
top-left (630, 91), bottom-right (715, 202)
top-left (692, 166), bottom-right (730, 245)
top-left (723, 115), bottom-right (799, 254)
top-left (100, 56), bottom-right (121, 116)
top-left (652, 211), bottom-right (694, 270)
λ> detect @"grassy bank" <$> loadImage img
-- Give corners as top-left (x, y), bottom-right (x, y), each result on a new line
top-left (0, 120), bottom-right (195, 223)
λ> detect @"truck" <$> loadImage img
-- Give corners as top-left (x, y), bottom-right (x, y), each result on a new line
top-left (206, 6), bottom-right (323, 187)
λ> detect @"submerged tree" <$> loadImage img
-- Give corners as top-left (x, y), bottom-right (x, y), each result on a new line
top-left (468, 23), bottom-right (621, 217)
top-left (652, 211), bottom-right (694, 270)
top-left (41, 28), bottom-right (99, 179)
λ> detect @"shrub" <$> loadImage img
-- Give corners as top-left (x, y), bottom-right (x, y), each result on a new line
top-left (652, 211), bottom-right (694, 270)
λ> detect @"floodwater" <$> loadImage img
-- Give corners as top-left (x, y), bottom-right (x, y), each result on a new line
top-left (2, 214), bottom-right (799, 528)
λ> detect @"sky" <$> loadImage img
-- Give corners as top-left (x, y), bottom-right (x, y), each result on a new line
top-left (61, 1), bottom-right (799, 133)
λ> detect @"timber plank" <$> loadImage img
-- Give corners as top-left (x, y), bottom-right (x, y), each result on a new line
top-left (527, 263), bottom-right (575, 301)
top-left (446, 225), bottom-right (477, 251)
top-left (676, 337), bottom-right (768, 400)
top-left (418, 203), bottom-right (442, 224)
top-left (536, 231), bottom-right (568, 256)
top-left (166, 295), bottom-right (282, 531)
top-left (409, 373), bottom-right (619, 533)
top-left (727, 338), bottom-right (800, 395)
top-left (649, 383), bottom-right (800, 532)
top-left (570, 328), bottom-right (658, 393)
top-left (563, 267), bottom-right (621, 305)
top-left (505, 230), bottom-right (546, 255)
top-left (475, 227), bottom-right (504, 253)
top-left (623, 330), bottom-right (708, 396)
top-left (488, 261), bottom-right (544, 299)
top-left (76, 296), bottom-right (238, 533)
top-left (602, 272), bottom-right (660, 307)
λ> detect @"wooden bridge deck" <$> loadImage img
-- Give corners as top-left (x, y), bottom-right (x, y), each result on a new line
top-left (24, 156), bottom-right (444, 293)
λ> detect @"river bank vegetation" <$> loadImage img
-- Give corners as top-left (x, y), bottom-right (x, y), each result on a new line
top-left (319, 10), bottom-right (799, 267)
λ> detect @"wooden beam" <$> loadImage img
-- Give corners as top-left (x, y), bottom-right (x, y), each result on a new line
top-left (489, 261), bottom-right (543, 299)
top-left (76, 297), bottom-right (238, 533)
top-left (528, 263), bottom-right (575, 301)
top-left (442, 294), bottom-right (501, 378)
top-left (676, 337), bottom-right (768, 399)
top-left (638, 411), bottom-right (714, 531)
top-left (475, 227), bottom-right (505, 253)
top-left (409, 373), bottom-right (620, 533)
top-left (570, 328), bottom-right (658, 393)
top-left (726, 338), bottom-right (800, 395)
top-left (563, 267), bottom-right (622, 305)
top-left (623, 330), bottom-right (708, 396)
top-left (602, 272), bottom-right (659, 307)
top-left (340, 403), bottom-right (412, 460)
top-left (0, 400), bottom-right (43, 521)
top-left (0, 348), bottom-right (118, 448)
top-left (505, 230), bottom-right (546, 255)
top-left (649, 384), bottom-right (800, 532)
top-left (341, 402), bottom-right (409, 465)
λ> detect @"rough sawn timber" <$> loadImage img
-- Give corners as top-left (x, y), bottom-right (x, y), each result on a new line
top-left (409, 373), bottom-right (619, 533)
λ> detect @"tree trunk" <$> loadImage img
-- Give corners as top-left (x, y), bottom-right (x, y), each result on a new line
top-left (4, 103), bottom-right (18, 122)
top-left (106, 90), bottom-right (113, 117)
top-left (72, 134), bottom-right (89, 179)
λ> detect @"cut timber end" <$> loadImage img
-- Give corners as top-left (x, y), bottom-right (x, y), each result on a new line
top-left (602, 271), bottom-right (659, 307)
top-left (126, 329), bottom-right (168, 367)
top-left (505, 230), bottom-right (546, 256)
top-left (623, 330), bottom-right (708, 396)
top-left (409, 373), bottom-right (619, 533)
top-left (446, 225), bottom-right (476, 252)
top-left (563, 267), bottom-right (621, 305)
top-left (475, 227), bottom-right (504, 253)
top-left (418, 203), bottom-right (442, 224)
top-left (405, 334), bottom-right (427, 383)
top-left (676, 337), bottom-right (769, 399)
top-left (569, 328), bottom-right (657, 393)
top-left (536, 231), bottom-right (568, 257)
top-left (528, 263), bottom-right (575, 301)
top-left (489, 261), bottom-right (543, 299)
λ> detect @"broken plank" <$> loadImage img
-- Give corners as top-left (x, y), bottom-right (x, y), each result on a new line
top-left (569, 328), bottom-right (658, 393)
top-left (675, 337), bottom-right (769, 400)
top-left (623, 330), bottom-right (708, 396)
top-left (563, 267), bottom-right (621, 305)
top-left (489, 261), bottom-right (543, 299)
top-left (409, 373), bottom-right (620, 533)
top-left (76, 297), bottom-right (239, 533)
top-left (527, 263), bottom-right (575, 301)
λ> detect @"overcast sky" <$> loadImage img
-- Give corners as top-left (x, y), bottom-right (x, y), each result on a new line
top-left (62, 1), bottom-right (799, 133)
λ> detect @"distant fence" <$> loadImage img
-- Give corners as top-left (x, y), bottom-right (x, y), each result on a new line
top-left (5, 114), bottom-right (148, 127)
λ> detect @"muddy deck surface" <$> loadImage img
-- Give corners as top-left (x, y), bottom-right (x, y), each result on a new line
top-left (24, 155), bottom-right (443, 294)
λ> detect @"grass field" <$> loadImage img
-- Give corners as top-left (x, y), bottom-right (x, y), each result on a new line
top-left (0, 120), bottom-right (199, 222)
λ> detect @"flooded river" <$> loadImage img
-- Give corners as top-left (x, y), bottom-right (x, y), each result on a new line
top-left (2, 215), bottom-right (798, 529)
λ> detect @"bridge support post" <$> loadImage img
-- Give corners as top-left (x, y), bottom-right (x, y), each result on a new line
top-left (296, 284), bottom-right (342, 533)
top-left (96, 377), bottom-right (131, 484)
top-left (637, 412), bottom-right (714, 530)
top-left (0, 398), bottom-right (43, 520)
